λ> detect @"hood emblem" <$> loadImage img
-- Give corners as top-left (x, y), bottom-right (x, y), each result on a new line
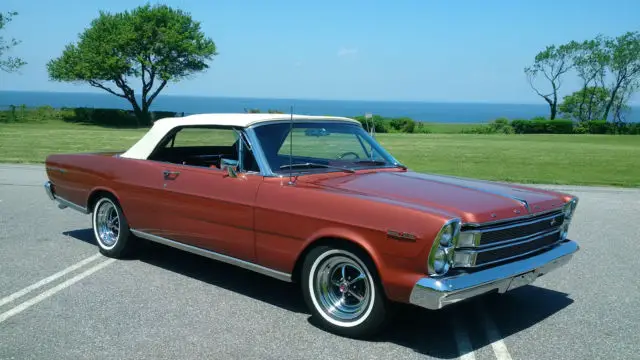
top-left (513, 209), bottom-right (521, 214)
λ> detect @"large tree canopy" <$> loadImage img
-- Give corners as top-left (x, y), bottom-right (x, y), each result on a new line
top-left (0, 11), bottom-right (26, 73)
top-left (47, 4), bottom-right (217, 124)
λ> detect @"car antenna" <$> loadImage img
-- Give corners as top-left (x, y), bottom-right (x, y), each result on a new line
top-left (288, 105), bottom-right (295, 185)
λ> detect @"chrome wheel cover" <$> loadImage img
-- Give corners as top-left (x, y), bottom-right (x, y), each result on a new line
top-left (313, 254), bottom-right (371, 322)
top-left (95, 200), bottom-right (119, 248)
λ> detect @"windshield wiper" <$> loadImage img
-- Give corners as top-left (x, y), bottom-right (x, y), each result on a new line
top-left (280, 162), bottom-right (355, 173)
top-left (354, 160), bottom-right (407, 170)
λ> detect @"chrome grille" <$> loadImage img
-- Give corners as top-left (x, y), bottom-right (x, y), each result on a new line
top-left (478, 213), bottom-right (564, 245)
top-left (454, 210), bottom-right (566, 268)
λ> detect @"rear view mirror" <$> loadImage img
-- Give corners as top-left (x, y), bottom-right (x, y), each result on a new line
top-left (304, 128), bottom-right (330, 137)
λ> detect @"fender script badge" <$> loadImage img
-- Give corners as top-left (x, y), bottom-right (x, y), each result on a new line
top-left (387, 230), bottom-right (417, 242)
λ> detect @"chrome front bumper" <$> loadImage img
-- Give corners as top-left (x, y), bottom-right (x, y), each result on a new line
top-left (409, 240), bottom-right (579, 310)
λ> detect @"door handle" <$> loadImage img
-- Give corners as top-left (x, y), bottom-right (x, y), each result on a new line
top-left (163, 170), bottom-right (180, 178)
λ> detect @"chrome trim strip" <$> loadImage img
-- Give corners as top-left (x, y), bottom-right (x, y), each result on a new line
top-left (463, 227), bottom-right (562, 250)
top-left (56, 196), bottom-right (89, 214)
top-left (463, 211), bottom-right (564, 233)
top-left (463, 208), bottom-right (564, 228)
top-left (243, 127), bottom-right (275, 177)
top-left (454, 229), bottom-right (562, 268)
top-left (409, 240), bottom-right (579, 310)
top-left (130, 229), bottom-right (292, 282)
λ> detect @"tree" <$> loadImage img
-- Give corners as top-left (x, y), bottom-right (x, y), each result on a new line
top-left (601, 31), bottom-right (640, 122)
top-left (572, 36), bottom-right (609, 122)
top-left (0, 11), bottom-right (26, 73)
top-left (47, 4), bottom-right (217, 125)
top-left (525, 42), bottom-right (578, 119)
top-left (559, 87), bottom-right (609, 122)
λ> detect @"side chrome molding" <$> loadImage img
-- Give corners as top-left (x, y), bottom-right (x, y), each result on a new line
top-left (130, 229), bottom-right (293, 283)
top-left (56, 197), bottom-right (90, 214)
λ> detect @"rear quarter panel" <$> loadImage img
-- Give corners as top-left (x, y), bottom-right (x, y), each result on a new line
top-left (45, 153), bottom-right (163, 222)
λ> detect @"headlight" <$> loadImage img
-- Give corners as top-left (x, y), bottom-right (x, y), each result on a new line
top-left (562, 197), bottom-right (578, 220)
top-left (428, 219), bottom-right (461, 276)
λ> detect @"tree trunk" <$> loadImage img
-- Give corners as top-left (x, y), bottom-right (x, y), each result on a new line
top-left (577, 84), bottom-right (588, 121)
top-left (603, 88), bottom-right (618, 122)
top-left (549, 82), bottom-right (558, 120)
top-left (127, 99), bottom-right (145, 128)
top-left (586, 90), bottom-right (595, 121)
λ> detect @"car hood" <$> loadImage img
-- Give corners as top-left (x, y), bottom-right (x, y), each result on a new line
top-left (307, 170), bottom-right (569, 224)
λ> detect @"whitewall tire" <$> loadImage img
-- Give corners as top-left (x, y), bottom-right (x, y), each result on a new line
top-left (301, 245), bottom-right (389, 338)
top-left (92, 196), bottom-right (135, 258)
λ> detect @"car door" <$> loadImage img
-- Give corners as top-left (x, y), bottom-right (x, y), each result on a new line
top-left (147, 126), bottom-right (264, 262)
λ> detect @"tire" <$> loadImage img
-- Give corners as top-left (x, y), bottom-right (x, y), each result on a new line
top-left (301, 245), bottom-right (389, 338)
top-left (92, 196), bottom-right (135, 258)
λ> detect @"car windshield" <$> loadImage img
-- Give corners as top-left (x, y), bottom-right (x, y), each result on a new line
top-left (252, 121), bottom-right (403, 174)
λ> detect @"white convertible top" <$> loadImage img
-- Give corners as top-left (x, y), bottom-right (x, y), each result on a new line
top-left (120, 113), bottom-right (361, 159)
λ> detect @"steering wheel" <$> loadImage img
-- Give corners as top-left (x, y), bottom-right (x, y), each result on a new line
top-left (336, 151), bottom-right (360, 160)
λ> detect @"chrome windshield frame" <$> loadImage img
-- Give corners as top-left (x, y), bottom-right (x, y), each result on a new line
top-left (244, 119), bottom-right (405, 177)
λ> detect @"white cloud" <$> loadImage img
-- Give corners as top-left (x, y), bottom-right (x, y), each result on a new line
top-left (337, 47), bottom-right (358, 57)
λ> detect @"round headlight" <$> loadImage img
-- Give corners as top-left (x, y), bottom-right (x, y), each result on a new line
top-left (560, 223), bottom-right (569, 240)
top-left (439, 224), bottom-right (453, 247)
top-left (433, 248), bottom-right (450, 275)
top-left (563, 198), bottom-right (578, 219)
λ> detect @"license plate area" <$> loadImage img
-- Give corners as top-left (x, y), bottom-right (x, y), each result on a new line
top-left (507, 270), bottom-right (538, 291)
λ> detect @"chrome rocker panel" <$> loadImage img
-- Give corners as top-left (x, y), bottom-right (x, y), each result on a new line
top-left (409, 240), bottom-right (579, 310)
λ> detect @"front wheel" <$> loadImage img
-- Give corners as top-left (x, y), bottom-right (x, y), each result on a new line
top-left (301, 245), bottom-right (389, 338)
top-left (92, 196), bottom-right (135, 258)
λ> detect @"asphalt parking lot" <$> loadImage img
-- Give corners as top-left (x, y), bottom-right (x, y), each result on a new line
top-left (1, 163), bottom-right (639, 360)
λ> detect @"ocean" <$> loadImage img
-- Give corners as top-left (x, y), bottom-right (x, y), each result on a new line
top-left (1, 90), bottom-right (638, 123)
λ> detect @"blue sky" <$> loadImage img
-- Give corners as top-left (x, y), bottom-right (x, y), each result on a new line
top-left (1, 0), bottom-right (639, 103)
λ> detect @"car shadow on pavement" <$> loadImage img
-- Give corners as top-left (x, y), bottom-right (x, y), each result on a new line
top-left (65, 228), bottom-right (574, 359)
top-left (63, 228), bottom-right (307, 314)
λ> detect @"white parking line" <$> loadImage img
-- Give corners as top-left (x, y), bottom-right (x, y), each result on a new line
top-left (0, 258), bottom-right (116, 323)
top-left (453, 315), bottom-right (476, 360)
top-left (479, 303), bottom-right (513, 360)
top-left (0, 253), bottom-right (103, 308)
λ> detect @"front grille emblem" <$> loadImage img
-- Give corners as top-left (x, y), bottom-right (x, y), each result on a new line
top-left (550, 217), bottom-right (557, 226)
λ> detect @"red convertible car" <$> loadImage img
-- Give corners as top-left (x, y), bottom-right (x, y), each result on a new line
top-left (44, 113), bottom-right (579, 338)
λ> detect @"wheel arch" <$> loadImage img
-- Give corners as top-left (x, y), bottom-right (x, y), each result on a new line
top-left (291, 234), bottom-right (385, 287)
top-left (87, 187), bottom-right (122, 213)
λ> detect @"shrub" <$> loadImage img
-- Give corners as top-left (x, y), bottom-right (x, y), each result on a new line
top-left (461, 117), bottom-right (514, 134)
top-left (389, 117), bottom-right (416, 133)
top-left (414, 122), bottom-right (432, 134)
top-left (512, 117), bottom-right (573, 134)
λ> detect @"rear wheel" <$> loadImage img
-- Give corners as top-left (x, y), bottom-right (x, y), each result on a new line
top-left (301, 245), bottom-right (389, 338)
top-left (92, 196), bottom-right (135, 258)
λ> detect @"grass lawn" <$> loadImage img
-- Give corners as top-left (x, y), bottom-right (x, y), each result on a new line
top-left (1, 121), bottom-right (639, 187)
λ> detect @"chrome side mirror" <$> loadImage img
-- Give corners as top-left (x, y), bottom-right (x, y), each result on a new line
top-left (226, 165), bottom-right (238, 178)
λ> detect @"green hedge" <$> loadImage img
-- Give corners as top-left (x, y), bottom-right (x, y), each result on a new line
top-left (0, 105), bottom-right (178, 127)
top-left (511, 117), bottom-right (574, 134)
